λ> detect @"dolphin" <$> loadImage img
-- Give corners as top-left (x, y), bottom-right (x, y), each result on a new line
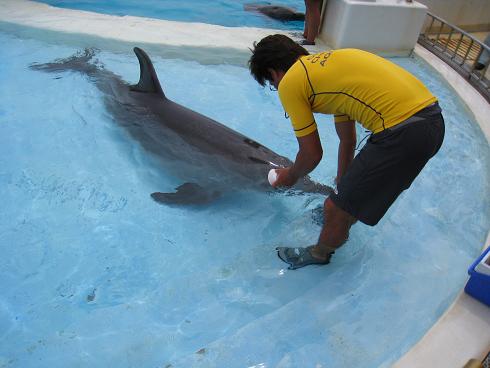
top-left (244, 3), bottom-right (305, 22)
top-left (30, 47), bottom-right (332, 205)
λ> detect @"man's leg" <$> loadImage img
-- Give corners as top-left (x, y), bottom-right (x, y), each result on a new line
top-left (305, 0), bottom-right (322, 43)
top-left (310, 198), bottom-right (356, 260)
top-left (303, 0), bottom-right (309, 38)
top-left (276, 197), bottom-right (355, 269)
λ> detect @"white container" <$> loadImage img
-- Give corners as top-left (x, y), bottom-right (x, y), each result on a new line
top-left (319, 0), bottom-right (428, 56)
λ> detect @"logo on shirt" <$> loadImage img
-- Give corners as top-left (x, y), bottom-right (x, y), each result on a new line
top-left (306, 52), bottom-right (332, 67)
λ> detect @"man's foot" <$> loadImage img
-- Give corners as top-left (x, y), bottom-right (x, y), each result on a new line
top-left (276, 245), bottom-right (334, 270)
top-left (298, 39), bottom-right (315, 46)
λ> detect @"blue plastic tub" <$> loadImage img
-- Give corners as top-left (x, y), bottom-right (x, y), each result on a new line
top-left (465, 246), bottom-right (490, 307)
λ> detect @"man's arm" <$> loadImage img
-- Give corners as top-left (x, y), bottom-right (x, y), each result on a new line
top-left (335, 120), bottom-right (356, 184)
top-left (272, 129), bottom-right (323, 187)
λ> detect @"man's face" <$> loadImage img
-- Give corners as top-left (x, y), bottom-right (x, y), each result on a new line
top-left (268, 69), bottom-right (285, 90)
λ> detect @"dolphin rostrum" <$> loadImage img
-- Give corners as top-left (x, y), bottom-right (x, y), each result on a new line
top-left (30, 47), bottom-right (333, 205)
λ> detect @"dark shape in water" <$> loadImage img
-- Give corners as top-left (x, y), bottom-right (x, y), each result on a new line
top-left (244, 3), bottom-right (305, 21)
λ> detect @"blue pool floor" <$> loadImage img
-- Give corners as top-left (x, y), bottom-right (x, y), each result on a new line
top-left (0, 31), bottom-right (489, 368)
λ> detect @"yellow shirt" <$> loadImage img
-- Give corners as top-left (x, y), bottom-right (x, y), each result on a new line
top-left (278, 49), bottom-right (438, 137)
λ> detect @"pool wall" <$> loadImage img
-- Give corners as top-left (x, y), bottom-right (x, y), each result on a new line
top-left (417, 0), bottom-right (490, 32)
top-left (1, 0), bottom-right (489, 366)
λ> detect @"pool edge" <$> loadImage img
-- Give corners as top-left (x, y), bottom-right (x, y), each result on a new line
top-left (0, 0), bottom-right (300, 66)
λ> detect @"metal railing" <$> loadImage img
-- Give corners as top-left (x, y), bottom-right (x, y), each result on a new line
top-left (418, 12), bottom-right (490, 103)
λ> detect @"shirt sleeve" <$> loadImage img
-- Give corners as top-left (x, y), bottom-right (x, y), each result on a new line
top-left (278, 76), bottom-right (317, 137)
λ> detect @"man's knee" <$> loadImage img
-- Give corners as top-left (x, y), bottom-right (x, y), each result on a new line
top-left (324, 198), bottom-right (342, 218)
top-left (323, 198), bottom-right (356, 227)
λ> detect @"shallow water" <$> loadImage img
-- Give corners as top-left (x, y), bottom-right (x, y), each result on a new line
top-left (0, 31), bottom-right (489, 368)
top-left (36, 0), bottom-right (306, 30)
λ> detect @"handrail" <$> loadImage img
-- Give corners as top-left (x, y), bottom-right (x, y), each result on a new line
top-left (417, 12), bottom-right (490, 103)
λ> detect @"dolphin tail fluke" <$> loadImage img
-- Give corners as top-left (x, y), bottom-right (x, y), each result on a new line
top-left (29, 48), bottom-right (98, 74)
top-left (130, 47), bottom-right (166, 98)
top-left (151, 183), bottom-right (221, 206)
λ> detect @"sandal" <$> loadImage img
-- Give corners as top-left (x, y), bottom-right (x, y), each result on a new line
top-left (276, 245), bottom-right (334, 270)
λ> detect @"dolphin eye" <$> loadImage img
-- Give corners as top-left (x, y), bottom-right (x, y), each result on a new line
top-left (244, 138), bottom-right (261, 149)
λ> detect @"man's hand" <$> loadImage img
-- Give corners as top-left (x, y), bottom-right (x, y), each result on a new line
top-left (271, 167), bottom-right (298, 188)
top-left (269, 129), bottom-right (323, 189)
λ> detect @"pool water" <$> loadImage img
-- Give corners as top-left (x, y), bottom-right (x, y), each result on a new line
top-left (0, 30), bottom-right (489, 368)
top-left (36, 0), bottom-right (306, 30)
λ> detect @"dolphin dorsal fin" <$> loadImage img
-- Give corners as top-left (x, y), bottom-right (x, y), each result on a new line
top-left (131, 47), bottom-right (166, 98)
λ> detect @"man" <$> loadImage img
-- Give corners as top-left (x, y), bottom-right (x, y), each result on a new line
top-left (248, 34), bottom-right (445, 270)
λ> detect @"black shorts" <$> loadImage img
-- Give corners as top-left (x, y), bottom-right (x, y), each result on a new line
top-left (330, 103), bottom-right (445, 226)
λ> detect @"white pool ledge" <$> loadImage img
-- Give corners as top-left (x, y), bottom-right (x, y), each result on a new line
top-left (0, 0), bottom-right (274, 48)
top-left (0, 0), bottom-right (293, 64)
top-left (1, 1), bottom-right (489, 367)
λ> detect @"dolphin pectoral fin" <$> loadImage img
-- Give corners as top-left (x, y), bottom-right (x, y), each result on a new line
top-left (151, 183), bottom-right (221, 206)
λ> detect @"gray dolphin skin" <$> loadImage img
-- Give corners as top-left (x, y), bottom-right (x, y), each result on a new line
top-left (244, 3), bottom-right (305, 21)
top-left (30, 47), bottom-right (332, 205)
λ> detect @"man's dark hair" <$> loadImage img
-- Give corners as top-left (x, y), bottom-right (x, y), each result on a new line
top-left (248, 34), bottom-right (309, 86)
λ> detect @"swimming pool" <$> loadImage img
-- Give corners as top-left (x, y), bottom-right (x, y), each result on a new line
top-left (0, 24), bottom-right (489, 368)
top-left (36, 0), bottom-right (306, 30)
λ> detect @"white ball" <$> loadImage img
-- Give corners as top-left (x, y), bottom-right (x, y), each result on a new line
top-left (268, 169), bottom-right (278, 186)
